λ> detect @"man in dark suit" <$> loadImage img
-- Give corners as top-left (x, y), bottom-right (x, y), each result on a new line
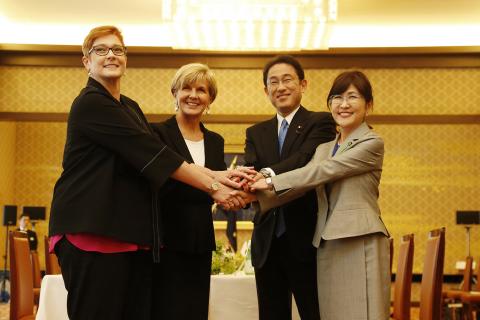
top-left (17, 214), bottom-right (38, 251)
top-left (244, 55), bottom-right (336, 320)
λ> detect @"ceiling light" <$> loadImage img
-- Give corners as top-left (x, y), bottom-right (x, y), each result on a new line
top-left (163, 0), bottom-right (337, 51)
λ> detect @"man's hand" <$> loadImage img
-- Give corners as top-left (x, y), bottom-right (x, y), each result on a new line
top-left (213, 167), bottom-right (256, 189)
top-left (249, 178), bottom-right (270, 191)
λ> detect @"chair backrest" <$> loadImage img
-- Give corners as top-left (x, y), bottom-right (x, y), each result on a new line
top-left (44, 236), bottom-right (61, 275)
top-left (461, 256), bottom-right (474, 292)
top-left (9, 231), bottom-right (35, 320)
top-left (392, 234), bottom-right (414, 320)
top-left (389, 237), bottom-right (394, 275)
top-left (419, 227), bottom-right (445, 320)
top-left (31, 251), bottom-right (42, 289)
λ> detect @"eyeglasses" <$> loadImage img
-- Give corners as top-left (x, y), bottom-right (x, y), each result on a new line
top-left (329, 94), bottom-right (363, 107)
top-left (88, 45), bottom-right (127, 56)
top-left (267, 77), bottom-right (298, 90)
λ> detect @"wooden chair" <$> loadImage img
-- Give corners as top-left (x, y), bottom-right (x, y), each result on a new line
top-left (460, 291), bottom-right (480, 320)
top-left (31, 251), bottom-right (42, 306)
top-left (392, 234), bottom-right (414, 320)
top-left (9, 231), bottom-right (36, 320)
top-left (44, 236), bottom-right (61, 275)
top-left (389, 237), bottom-right (394, 275)
top-left (459, 261), bottom-right (480, 320)
top-left (419, 227), bottom-right (446, 320)
top-left (442, 256), bottom-right (474, 319)
top-left (31, 251), bottom-right (41, 289)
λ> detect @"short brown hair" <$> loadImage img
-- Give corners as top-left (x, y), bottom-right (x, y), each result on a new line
top-left (82, 25), bottom-right (125, 57)
top-left (170, 63), bottom-right (218, 103)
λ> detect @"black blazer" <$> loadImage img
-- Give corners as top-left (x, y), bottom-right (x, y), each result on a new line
top-left (16, 229), bottom-right (38, 251)
top-left (151, 116), bottom-right (226, 254)
top-left (244, 106), bottom-right (336, 267)
top-left (49, 78), bottom-right (184, 251)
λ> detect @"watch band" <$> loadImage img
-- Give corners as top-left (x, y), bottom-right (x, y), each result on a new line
top-left (259, 168), bottom-right (271, 178)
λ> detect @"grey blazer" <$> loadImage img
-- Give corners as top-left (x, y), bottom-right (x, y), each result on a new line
top-left (257, 122), bottom-right (389, 247)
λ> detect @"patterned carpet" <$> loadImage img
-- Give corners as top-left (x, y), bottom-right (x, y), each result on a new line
top-left (0, 303), bottom-right (8, 320)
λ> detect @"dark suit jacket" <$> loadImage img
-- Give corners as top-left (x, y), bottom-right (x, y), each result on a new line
top-left (151, 116), bottom-right (226, 254)
top-left (16, 229), bottom-right (38, 251)
top-left (244, 106), bottom-right (336, 268)
top-left (50, 78), bottom-right (184, 249)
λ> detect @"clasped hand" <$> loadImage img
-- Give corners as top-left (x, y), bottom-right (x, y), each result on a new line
top-left (210, 167), bottom-right (259, 210)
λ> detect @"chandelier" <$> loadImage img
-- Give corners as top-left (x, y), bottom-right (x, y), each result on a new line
top-left (161, 0), bottom-right (337, 51)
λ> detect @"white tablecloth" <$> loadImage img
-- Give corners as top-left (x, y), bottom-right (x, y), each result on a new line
top-left (36, 275), bottom-right (68, 320)
top-left (36, 274), bottom-right (301, 320)
top-left (209, 274), bottom-right (300, 320)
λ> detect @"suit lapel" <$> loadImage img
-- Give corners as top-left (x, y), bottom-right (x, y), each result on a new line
top-left (165, 117), bottom-right (194, 162)
top-left (262, 116), bottom-right (281, 161)
top-left (337, 122), bottom-right (370, 155)
top-left (280, 106), bottom-right (307, 158)
top-left (201, 123), bottom-right (215, 168)
top-left (327, 135), bottom-right (341, 158)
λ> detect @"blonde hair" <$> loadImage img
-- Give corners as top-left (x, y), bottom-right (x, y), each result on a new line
top-left (171, 63), bottom-right (218, 103)
top-left (82, 25), bottom-right (125, 57)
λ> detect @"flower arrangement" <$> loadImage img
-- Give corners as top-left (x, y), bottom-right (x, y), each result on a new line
top-left (211, 241), bottom-right (244, 275)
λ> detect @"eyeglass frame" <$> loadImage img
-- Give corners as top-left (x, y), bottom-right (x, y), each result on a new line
top-left (88, 45), bottom-right (128, 56)
top-left (266, 76), bottom-right (300, 90)
top-left (328, 93), bottom-right (364, 107)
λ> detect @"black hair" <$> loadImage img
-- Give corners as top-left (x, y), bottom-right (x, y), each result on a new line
top-left (262, 55), bottom-right (305, 87)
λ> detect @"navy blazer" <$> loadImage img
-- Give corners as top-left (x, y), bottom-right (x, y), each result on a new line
top-left (151, 116), bottom-right (227, 254)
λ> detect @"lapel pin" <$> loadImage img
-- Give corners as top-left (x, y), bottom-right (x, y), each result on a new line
top-left (295, 125), bottom-right (303, 134)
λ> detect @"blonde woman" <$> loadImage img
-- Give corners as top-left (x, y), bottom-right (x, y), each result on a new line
top-left (151, 63), bottom-right (226, 319)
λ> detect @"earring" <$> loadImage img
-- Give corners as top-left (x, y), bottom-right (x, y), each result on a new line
top-left (205, 106), bottom-right (210, 115)
top-left (88, 71), bottom-right (92, 77)
top-left (174, 101), bottom-right (179, 112)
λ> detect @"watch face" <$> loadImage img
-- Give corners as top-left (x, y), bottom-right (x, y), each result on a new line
top-left (211, 182), bottom-right (220, 191)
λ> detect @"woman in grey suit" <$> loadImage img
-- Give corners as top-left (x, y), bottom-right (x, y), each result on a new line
top-left (249, 71), bottom-right (390, 320)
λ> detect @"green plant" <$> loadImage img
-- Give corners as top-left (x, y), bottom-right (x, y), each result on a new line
top-left (211, 241), bottom-right (244, 275)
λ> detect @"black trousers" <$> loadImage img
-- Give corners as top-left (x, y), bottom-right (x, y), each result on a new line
top-left (55, 237), bottom-right (153, 320)
top-left (152, 248), bottom-right (212, 320)
top-left (254, 234), bottom-right (320, 320)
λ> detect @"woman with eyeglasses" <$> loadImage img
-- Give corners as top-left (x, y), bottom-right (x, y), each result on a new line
top-left (49, 26), bottom-right (249, 320)
top-left (247, 71), bottom-right (390, 319)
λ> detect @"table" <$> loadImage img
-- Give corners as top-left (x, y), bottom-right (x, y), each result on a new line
top-left (36, 274), bottom-right (301, 320)
top-left (209, 274), bottom-right (300, 320)
top-left (36, 275), bottom-right (68, 320)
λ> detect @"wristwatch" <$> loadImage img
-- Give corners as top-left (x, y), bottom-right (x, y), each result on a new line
top-left (259, 168), bottom-right (272, 178)
top-left (265, 177), bottom-right (274, 190)
top-left (209, 181), bottom-right (220, 194)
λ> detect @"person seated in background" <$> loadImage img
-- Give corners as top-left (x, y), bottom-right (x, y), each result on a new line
top-left (17, 214), bottom-right (38, 251)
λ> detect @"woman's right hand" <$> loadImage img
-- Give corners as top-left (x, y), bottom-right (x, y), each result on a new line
top-left (249, 178), bottom-right (269, 191)
top-left (210, 183), bottom-right (245, 210)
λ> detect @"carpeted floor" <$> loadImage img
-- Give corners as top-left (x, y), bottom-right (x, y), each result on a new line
top-left (0, 302), bottom-right (9, 320)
